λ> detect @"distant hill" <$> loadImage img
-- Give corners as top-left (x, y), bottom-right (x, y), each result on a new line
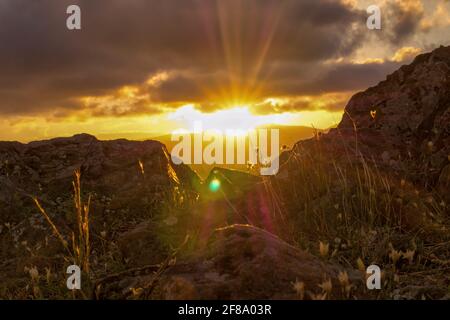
top-left (153, 125), bottom-right (325, 178)
top-left (95, 132), bottom-right (165, 141)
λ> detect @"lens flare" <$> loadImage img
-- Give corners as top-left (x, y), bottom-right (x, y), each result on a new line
top-left (209, 179), bottom-right (221, 192)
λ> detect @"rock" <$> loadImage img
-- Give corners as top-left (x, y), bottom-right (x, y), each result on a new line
top-left (339, 46), bottom-right (450, 185)
top-left (203, 167), bottom-right (262, 199)
top-left (0, 134), bottom-right (199, 220)
top-left (289, 46), bottom-right (450, 187)
top-left (117, 220), bottom-right (170, 267)
top-left (115, 225), bottom-right (365, 300)
top-left (0, 134), bottom-right (200, 278)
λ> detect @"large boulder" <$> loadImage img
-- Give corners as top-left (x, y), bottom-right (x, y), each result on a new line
top-left (104, 225), bottom-right (365, 300)
top-left (0, 133), bottom-right (200, 221)
top-left (0, 134), bottom-right (200, 284)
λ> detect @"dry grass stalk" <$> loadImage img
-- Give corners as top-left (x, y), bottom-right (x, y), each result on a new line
top-left (33, 169), bottom-right (91, 273)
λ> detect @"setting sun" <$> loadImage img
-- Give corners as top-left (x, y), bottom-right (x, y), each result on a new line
top-left (167, 104), bottom-right (293, 134)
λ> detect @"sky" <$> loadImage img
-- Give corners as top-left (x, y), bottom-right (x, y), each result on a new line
top-left (0, 0), bottom-right (449, 142)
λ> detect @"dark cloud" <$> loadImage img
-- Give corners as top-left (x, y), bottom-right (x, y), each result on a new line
top-left (251, 97), bottom-right (348, 115)
top-left (248, 59), bottom-right (401, 115)
top-left (247, 60), bottom-right (400, 98)
top-left (0, 0), bottom-right (404, 117)
top-left (383, 0), bottom-right (426, 44)
top-left (298, 60), bottom-right (401, 94)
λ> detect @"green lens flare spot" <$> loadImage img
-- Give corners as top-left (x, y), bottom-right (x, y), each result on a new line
top-left (209, 179), bottom-right (221, 192)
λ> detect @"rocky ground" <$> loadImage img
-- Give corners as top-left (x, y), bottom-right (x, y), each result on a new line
top-left (0, 46), bottom-right (449, 300)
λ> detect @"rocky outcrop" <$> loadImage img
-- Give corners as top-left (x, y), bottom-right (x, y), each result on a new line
top-left (291, 46), bottom-right (450, 188)
top-left (105, 225), bottom-right (364, 300)
top-left (0, 133), bottom-right (199, 193)
top-left (0, 133), bottom-right (199, 216)
top-left (0, 134), bottom-right (200, 279)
